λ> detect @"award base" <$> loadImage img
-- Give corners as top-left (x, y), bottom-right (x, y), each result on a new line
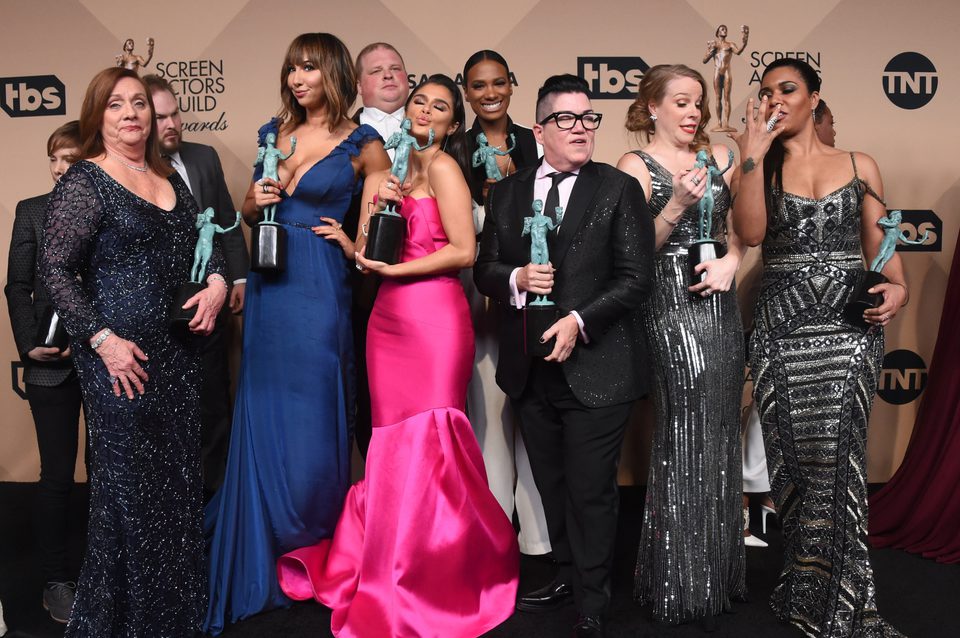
top-left (844, 270), bottom-right (887, 326)
top-left (688, 239), bottom-right (726, 287)
top-left (524, 303), bottom-right (559, 358)
top-left (169, 281), bottom-right (204, 330)
top-left (36, 306), bottom-right (69, 351)
top-left (251, 223), bottom-right (287, 274)
top-left (365, 213), bottom-right (405, 265)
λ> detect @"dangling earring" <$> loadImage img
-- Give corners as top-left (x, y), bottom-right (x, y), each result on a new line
top-left (441, 136), bottom-right (448, 153)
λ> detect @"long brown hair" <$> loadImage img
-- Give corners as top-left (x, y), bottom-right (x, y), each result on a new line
top-left (625, 64), bottom-right (712, 153)
top-left (278, 33), bottom-right (357, 133)
top-left (78, 67), bottom-right (170, 176)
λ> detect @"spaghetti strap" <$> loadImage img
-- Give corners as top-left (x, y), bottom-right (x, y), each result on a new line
top-left (851, 152), bottom-right (886, 205)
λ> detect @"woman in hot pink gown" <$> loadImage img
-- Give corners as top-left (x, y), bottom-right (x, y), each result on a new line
top-left (277, 74), bottom-right (518, 638)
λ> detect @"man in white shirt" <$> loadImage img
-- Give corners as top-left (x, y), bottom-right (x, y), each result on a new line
top-left (353, 42), bottom-right (409, 160)
top-left (348, 43), bottom-right (410, 457)
top-left (144, 74), bottom-right (250, 499)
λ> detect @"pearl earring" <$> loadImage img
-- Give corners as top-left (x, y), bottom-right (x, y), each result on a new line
top-left (650, 114), bottom-right (658, 121)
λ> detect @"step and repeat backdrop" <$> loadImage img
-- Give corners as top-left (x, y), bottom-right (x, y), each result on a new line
top-left (1, 0), bottom-right (956, 483)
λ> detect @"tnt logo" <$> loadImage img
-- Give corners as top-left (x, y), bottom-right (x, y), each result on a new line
top-left (578, 57), bottom-right (649, 100)
top-left (878, 349), bottom-right (927, 405)
top-left (882, 52), bottom-right (937, 109)
top-left (1, 75), bottom-right (65, 117)
top-left (896, 210), bottom-right (941, 252)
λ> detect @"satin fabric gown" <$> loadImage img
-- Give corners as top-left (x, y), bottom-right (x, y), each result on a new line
top-left (278, 196), bottom-right (519, 638)
top-left (203, 122), bottom-right (380, 634)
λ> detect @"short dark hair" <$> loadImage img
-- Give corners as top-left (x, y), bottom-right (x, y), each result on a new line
top-left (462, 50), bottom-right (510, 86)
top-left (141, 73), bottom-right (176, 97)
top-left (535, 74), bottom-right (590, 123)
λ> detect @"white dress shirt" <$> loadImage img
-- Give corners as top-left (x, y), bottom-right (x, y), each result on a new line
top-left (508, 159), bottom-right (588, 342)
top-left (168, 151), bottom-right (193, 195)
top-left (358, 106), bottom-right (404, 160)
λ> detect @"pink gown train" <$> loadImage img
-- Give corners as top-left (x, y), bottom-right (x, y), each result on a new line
top-left (277, 197), bottom-right (519, 637)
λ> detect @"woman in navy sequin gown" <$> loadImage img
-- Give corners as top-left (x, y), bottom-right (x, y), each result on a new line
top-left (39, 68), bottom-right (227, 636)
top-left (203, 33), bottom-right (389, 633)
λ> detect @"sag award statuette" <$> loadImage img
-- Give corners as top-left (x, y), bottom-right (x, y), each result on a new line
top-left (522, 199), bottom-right (562, 358)
top-left (35, 307), bottom-right (69, 351)
top-left (703, 24), bottom-right (749, 132)
top-left (688, 149), bottom-right (735, 286)
top-left (252, 132), bottom-right (296, 273)
top-left (473, 132), bottom-right (516, 181)
top-left (364, 119), bottom-right (434, 264)
top-left (844, 209), bottom-right (928, 325)
top-left (169, 208), bottom-right (241, 329)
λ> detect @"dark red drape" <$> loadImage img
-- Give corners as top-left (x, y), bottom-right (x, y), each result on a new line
top-left (869, 230), bottom-right (960, 563)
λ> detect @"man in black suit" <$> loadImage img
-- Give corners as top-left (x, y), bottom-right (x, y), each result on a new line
top-left (474, 75), bottom-right (654, 638)
top-left (144, 75), bottom-right (249, 498)
top-left (5, 121), bottom-right (85, 623)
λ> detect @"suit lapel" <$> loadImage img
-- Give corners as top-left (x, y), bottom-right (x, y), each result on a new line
top-left (551, 161), bottom-right (600, 268)
top-left (506, 164), bottom-right (538, 240)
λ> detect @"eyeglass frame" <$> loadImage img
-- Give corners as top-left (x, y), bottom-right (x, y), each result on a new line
top-left (537, 110), bottom-right (603, 130)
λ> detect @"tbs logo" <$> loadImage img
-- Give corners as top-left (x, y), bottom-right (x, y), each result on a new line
top-left (878, 349), bottom-right (927, 405)
top-left (882, 52), bottom-right (937, 110)
top-left (895, 210), bottom-right (941, 252)
top-left (578, 57), bottom-right (649, 100)
top-left (1, 75), bottom-right (65, 117)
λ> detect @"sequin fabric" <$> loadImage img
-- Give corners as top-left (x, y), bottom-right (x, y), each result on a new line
top-left (751, 157), bottom-right (903, 637)
top-left (632, 151), bottom-right (746, 623)
top-left (40, 161), bottom-right (219, 636)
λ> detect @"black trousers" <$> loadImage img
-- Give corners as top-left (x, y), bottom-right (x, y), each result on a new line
top-left (25, 376), bottom-right (84, 583)
top-left (512, 361), bottom-right (631, 617)
top-left (200, 309), bottom-right (233, 496)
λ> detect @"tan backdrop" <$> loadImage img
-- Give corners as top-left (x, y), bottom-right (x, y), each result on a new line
top-left (1, 0), bottom-right (956, 484)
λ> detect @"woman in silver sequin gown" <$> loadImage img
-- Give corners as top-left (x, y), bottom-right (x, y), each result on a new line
top-left (617, 64), bottom-right (746, 626)
top-left (732, 59), bottom-right (907, 638)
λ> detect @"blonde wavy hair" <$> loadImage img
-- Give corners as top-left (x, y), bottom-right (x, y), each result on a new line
top-left (625, 64), bottom-right (712, 153)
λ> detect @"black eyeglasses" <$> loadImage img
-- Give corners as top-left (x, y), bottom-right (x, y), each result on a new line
top-left (538, 111), bottom-right (603, 130)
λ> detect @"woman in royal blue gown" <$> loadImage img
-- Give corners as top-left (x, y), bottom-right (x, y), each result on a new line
top-left (203, 33), bottom-right (389, 633)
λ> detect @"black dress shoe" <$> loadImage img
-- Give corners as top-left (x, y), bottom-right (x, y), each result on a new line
top-left (516, 578), bottom-right (573, 612)
top-left (573, 614), bottom-right (604, 638)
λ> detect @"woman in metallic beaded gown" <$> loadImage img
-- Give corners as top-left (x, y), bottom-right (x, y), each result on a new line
top-left (732, 59), bottom-right (907, 637)
top-left (39, 67), bottom-right (227, 636)
top-left (617, 64), bottom-right (746, 626)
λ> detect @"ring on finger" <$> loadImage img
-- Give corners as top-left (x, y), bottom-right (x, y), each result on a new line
top-left (692, 176), bottom-right (701, 186)
top-left (262, 183), bottom-right (269, 194)
top-left (109, 375), bottom-right (117, 384)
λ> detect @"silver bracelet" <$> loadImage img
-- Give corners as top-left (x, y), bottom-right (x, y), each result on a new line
top-left (207, 274), bottom-right (227, 287)
top-left (91, 328), bottom-right (112, 350)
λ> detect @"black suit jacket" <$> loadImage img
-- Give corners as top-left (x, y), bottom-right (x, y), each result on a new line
top-left (474, 161), bottom-right (655, 408)
top-left (178, 141), bottom-right (249, 282)
top-left (5, 193), bottom-right (75, 386)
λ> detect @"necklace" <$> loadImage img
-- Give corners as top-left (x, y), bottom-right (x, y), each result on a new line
top-left (107, 150), bottom-right (147, 173)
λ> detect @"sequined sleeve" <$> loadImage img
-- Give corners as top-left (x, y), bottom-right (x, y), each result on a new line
top-left (39, 164), bottom-right (108, 340)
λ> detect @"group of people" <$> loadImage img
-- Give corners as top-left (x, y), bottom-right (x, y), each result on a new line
top-left (4, 29), bottom-right (909, 638)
